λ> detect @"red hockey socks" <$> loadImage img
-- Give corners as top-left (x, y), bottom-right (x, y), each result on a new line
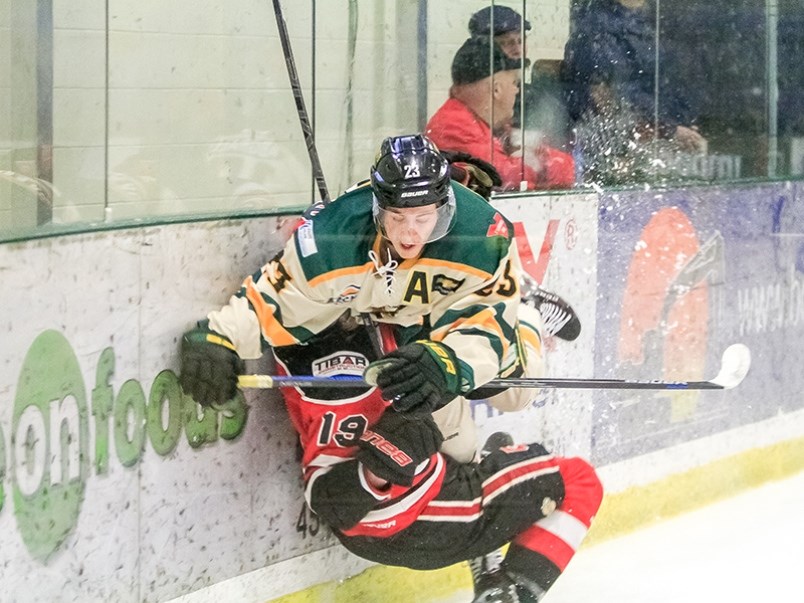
top-left (504, 456), bottom-right (604, 593)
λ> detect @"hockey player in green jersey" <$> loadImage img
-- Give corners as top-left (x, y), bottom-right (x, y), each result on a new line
top-left (183, 134), bottom-right (524, 412)
top-left (180, 135), bottom-right (601, 602)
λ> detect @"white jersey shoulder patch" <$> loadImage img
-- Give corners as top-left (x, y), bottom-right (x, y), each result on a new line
top-left (297, 219), bottom-right (318, 257)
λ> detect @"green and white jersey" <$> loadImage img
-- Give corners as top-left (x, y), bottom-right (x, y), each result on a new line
top-left (208, 182), bottom-right (522, 390)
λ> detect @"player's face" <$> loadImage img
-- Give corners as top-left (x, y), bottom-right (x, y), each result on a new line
top-left (382, 205), bottom-right (439, 259)
top-left (495, 31), bottom-right (524, 59)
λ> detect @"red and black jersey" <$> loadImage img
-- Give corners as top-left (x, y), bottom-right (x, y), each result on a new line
top-left (273, 322), bottom-right (447, 537)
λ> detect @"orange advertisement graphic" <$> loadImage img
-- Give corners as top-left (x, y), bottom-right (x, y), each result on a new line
top-left (618, 208), bottom-right (709, 419)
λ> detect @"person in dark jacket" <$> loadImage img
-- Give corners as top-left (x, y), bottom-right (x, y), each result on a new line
top-left (563, 0), bottom-right (706, 183)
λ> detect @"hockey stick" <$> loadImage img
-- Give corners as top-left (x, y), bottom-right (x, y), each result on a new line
top-left (238, 343), bottom-right (751, 391)
top-left (271, 0), bottom-right (330, 202)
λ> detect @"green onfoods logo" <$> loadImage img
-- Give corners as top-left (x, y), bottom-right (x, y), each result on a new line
top-left (13, 331), bottom-right (89, 562)
top-left (3, 330), bottom-right (248, 562)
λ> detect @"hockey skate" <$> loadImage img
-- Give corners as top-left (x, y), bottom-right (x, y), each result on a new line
top-left (468, 434), bottom-right (547, 603)
top-left (468, 550), bottom-right (520, 603)
top-left (468, 433), bottom-right (519, 602)
top-left (480, 431), bottom-right (515, 458)
top-left (520, 275), bottom-right (581, 341)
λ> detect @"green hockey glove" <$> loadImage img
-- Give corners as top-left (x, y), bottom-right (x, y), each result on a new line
top-left (179, 323), bottom-right (244, 407)
top-left (364, 340), bottom-right (466, 414)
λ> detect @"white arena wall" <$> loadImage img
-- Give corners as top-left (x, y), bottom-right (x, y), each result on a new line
top-left (1, 184), bottom-right (803, 603)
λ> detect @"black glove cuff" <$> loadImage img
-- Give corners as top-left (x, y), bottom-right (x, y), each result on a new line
top-left (309, 461), bottom-right (378, 530)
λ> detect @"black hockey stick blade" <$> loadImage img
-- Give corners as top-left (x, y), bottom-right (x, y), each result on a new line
top-left (238, 343), bottom-right (751, 391)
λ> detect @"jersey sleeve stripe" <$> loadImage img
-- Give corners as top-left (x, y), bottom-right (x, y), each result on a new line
top-left (435, 308), bottom-right (511, 360)
top-left (416, 509), bottom-right (483, 522)
top-left (356, 454), bottom-right (445, 523)
top-left (243, 276), bottom-right (299, 346)
top-left (339, 453), bottom-right (446, 537)
top-left (519, 323), bottom-right (542, 351)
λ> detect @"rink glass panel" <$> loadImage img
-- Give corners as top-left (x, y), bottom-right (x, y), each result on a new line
top-left (1, 0), bottom-right (803, 241)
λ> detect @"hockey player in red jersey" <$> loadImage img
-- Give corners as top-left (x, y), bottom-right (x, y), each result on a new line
top-left (180, 135), bottom-right (602, 602)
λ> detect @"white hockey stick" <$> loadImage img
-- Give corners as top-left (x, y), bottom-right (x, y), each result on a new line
top-left (238, 343), bottom-right (751, 391)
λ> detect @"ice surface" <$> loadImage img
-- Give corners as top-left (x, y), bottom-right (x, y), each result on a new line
top-left (440, 471), bottom-right (804, 602)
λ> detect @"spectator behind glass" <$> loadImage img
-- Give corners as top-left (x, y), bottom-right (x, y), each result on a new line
top-left (468, 5), bottom-right (572, 151)
top-left (468, 4), bottom-right (531, 59)
top-left (562, 0), bottom-right (707, 184)
top-left (426, 36), bottom-right (575, 192)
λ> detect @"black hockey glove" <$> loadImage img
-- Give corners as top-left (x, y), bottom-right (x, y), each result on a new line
top-left (356, 410), bottom-right (444, 486)
top-left (179, 323), bottom-right (244, 407)
top-left (364, 341), bottom-right (467, 415)
top-left (441, 150), bottom-right (502, 201)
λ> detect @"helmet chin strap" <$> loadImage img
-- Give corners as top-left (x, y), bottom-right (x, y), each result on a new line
top-left (377, 237), bottom-right (401, 262)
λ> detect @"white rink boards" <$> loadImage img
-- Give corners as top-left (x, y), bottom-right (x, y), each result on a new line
top-left (1, 184), bottom-right (804, 602)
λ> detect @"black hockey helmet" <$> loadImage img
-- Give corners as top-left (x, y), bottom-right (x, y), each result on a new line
top-left (370, 134), bottom-right (451, 209)
top-left (370, 134), bottom-right (456, 243)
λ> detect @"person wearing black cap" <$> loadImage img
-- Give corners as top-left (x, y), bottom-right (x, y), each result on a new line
top-left (426, 36), bottom-right (574, 191)
top-left (468, 5), bottom-right (531, 60)
top-left (470, 5), bottom-right (574, 155)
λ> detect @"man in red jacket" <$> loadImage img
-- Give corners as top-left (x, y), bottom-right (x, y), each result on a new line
top-left (426, 36), bottom-right (574, 192)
